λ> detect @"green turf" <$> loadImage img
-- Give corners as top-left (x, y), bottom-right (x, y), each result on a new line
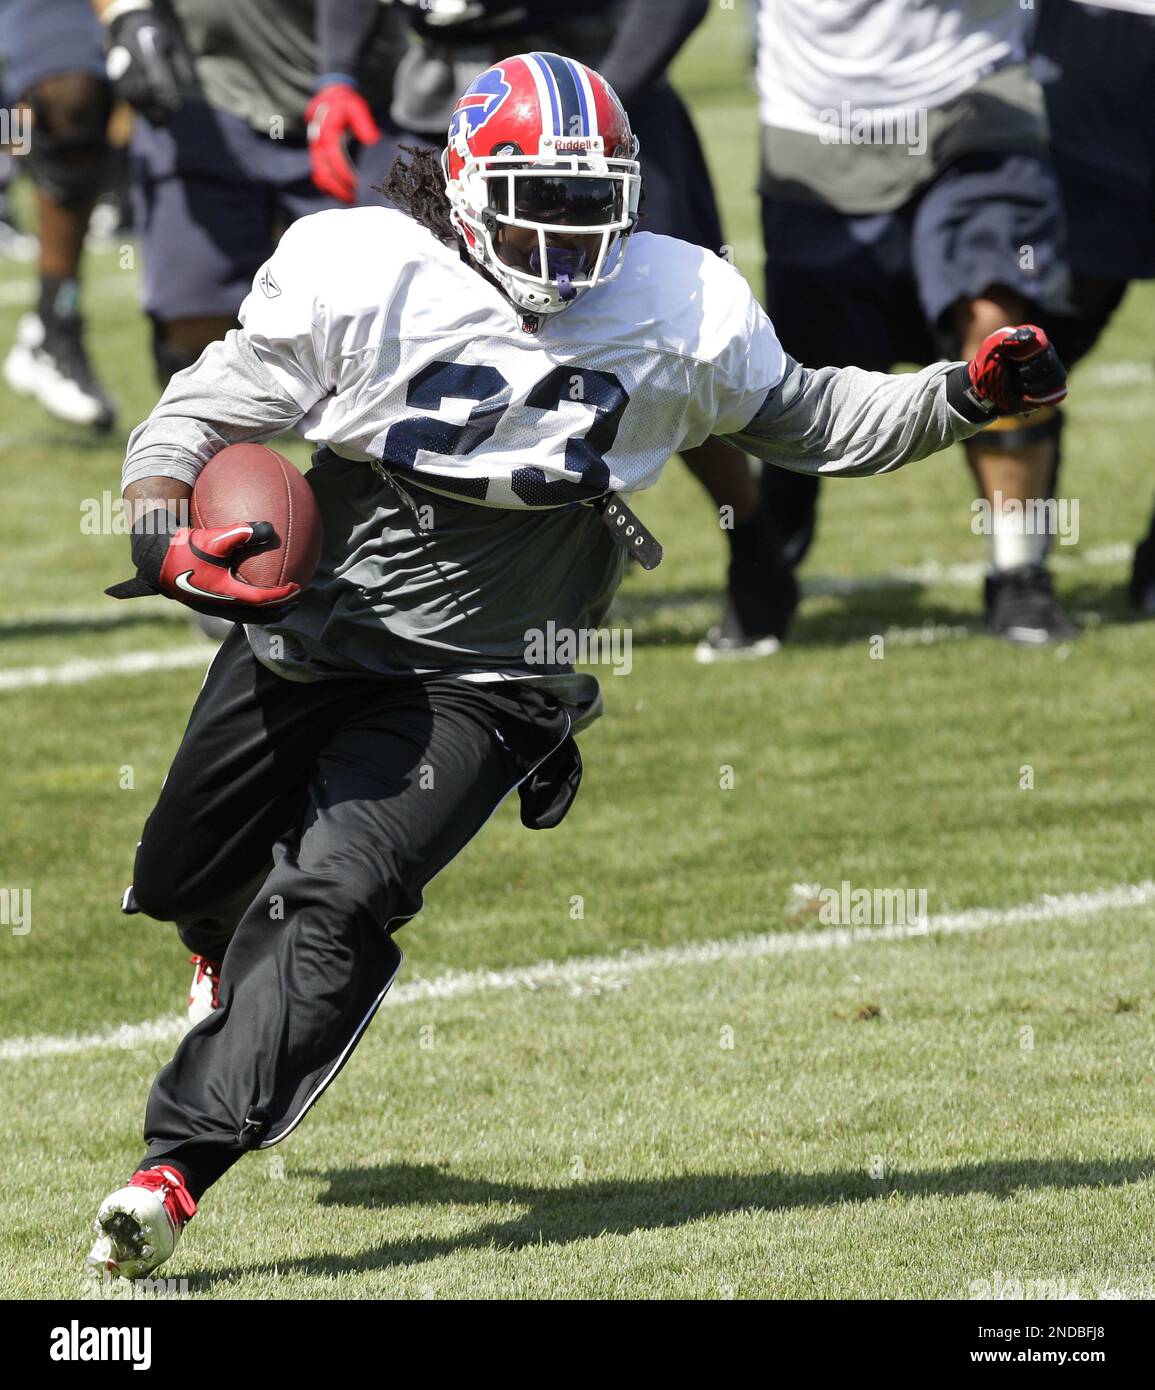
top-left (1, 4), bottom-right (1153, 1299)
top-left (2, 906), bottom-right (1153, 1299)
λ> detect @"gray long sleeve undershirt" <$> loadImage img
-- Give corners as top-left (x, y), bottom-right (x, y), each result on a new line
top-left (123, 334), bottom-right (982, 494)
top-left (119, 332), bottom-right (984, 711)
top-left (724, 354), bottom-right (984, 477)
top-left (122, 332), bottom-right (305, 492)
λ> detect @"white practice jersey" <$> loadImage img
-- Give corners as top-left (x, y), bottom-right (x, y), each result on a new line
top-left (124, 205), bottom-right (983, 704)
top-left (757, 0), bottom-right (1037, 134)
top-left (238, 207), bottom-right (785, 509)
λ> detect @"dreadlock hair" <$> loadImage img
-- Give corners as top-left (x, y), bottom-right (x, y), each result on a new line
top-left (377, 145), bottom-right (457, 244)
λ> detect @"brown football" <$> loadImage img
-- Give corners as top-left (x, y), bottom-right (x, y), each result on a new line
top-left (190, 444), bottom-right (323, 589)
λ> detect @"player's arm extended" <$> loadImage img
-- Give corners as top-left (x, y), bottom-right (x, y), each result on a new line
top-left (725, 328), bottom-right (1066, 477)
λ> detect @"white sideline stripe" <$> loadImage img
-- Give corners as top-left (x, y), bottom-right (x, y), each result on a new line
top-left (3, 880), bottom-right (1152, 1064)
top-left (0, 645), bottom-right (210, 691)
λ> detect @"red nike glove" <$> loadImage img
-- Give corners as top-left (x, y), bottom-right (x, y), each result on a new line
top-left (305, 82), bottom-right (381, 204)
top-left (158, 522), bottom-right (300, 613)
top-left (106, 516), bottom-right (300, 623)
top-left (962, 324), bottom-right (1069, 416)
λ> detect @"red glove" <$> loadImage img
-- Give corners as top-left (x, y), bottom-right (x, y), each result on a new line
top-left (305, 82), bottom-right (381, 204)
top-left (107, 515), bottom-right (300, 624)
top-left (158, 522), bottom-right (300, 615)
top-left (963, 324), bottom-right (1068, 416)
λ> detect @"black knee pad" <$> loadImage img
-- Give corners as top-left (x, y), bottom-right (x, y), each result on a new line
top-left (966, 404), bottom-right (1064, 460)
top-left (24, 77), bottom-right (113, 207)
top-left (24, 128), bottom-right (112, 206)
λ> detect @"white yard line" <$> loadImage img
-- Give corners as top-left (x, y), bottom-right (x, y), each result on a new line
top-left (1079, 360), bottom-right (1155, 388)
top-left (875, 621), bottom-right (975, 647)
top-left (0, 645), bottom-right (210, 692)
top-left (802, 542), bottom-right (1131, 598)
top-left (3, 880), bottom-right (1152, 1063)
top-left (0, 273), bottom-right (135, 307)
top-left (1, 542), bottom-right (1129, 632)
top-left (0, 605), bottom-right (189, 633)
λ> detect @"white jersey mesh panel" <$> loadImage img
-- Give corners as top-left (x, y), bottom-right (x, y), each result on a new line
top-left (239, 208), bottom-right (785, 509)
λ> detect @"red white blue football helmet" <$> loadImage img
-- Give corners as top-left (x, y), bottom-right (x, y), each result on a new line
top-left (443, 53), bottom-right (642, 317)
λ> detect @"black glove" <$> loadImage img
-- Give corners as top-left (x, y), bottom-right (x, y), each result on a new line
top-left (106, 8), bottom-right (183, 126)
top-left (104, 508), bottom-right (178, 599)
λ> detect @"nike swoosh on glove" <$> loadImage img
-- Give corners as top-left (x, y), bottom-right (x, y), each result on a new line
top-left (106, 515), bottom-right (300, 624)
top-left (305, 82), bottom-right (382, 204)
top-left (949, 324), bottom-right (1069, 421)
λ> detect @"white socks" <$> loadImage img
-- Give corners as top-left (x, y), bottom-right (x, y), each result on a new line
top-left (989, 495), bottom-right (1049, 573)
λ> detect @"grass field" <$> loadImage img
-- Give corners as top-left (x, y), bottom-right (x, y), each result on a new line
top-left (2, 8), bottom-right (1154, 1300)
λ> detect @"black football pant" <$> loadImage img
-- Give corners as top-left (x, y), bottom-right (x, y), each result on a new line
top-left (130, 629), bottom-right (571, 1199)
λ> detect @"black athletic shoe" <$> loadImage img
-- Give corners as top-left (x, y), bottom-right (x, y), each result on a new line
top-left (1128, 529), bottom-right (1155, 614)
top-left (984, 564), bottom-right (1078, 645)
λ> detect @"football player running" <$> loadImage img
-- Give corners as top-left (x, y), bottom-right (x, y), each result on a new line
top-left (312, 0), bottom-right (791, 650)
top-left (1033, 0), bottom-right (1155, 613)
top-left (88, 53), bottom-right (1066, 1280)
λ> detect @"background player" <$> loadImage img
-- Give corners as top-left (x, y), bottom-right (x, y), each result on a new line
top-left (1033, 0), bottom-right (1155, 613)
top-left (705, 0), bottom-right (1075, 657)
top-left (0, 0), bottom-right (116, 428)
top-left (93, 0), bottom-right (405, 386)
top-left (85, 53), bottom-right (1065, 1279)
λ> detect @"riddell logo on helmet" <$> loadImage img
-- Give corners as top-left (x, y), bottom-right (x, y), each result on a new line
top-left (549, 137), bottom-right (600, 154)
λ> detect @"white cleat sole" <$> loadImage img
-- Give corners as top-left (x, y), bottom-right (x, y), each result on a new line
top-left (86, 1186), bottom-right (181, 1282)
top-left (694, 634), bottom-right (782, 664)
top-left (1001, 625), bottom-right (1055, 646)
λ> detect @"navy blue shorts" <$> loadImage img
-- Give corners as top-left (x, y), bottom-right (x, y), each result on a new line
top-left (761, 152), bottom-right (1066, 369)
top-left (131, 104), bottom-right (341, 322)
top-left (0, 0), bottom-right (106, 100)
top-left (357, 81), bottom-right (725, 254)
top-left (1034, 0), bottom-right (1155, 283)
